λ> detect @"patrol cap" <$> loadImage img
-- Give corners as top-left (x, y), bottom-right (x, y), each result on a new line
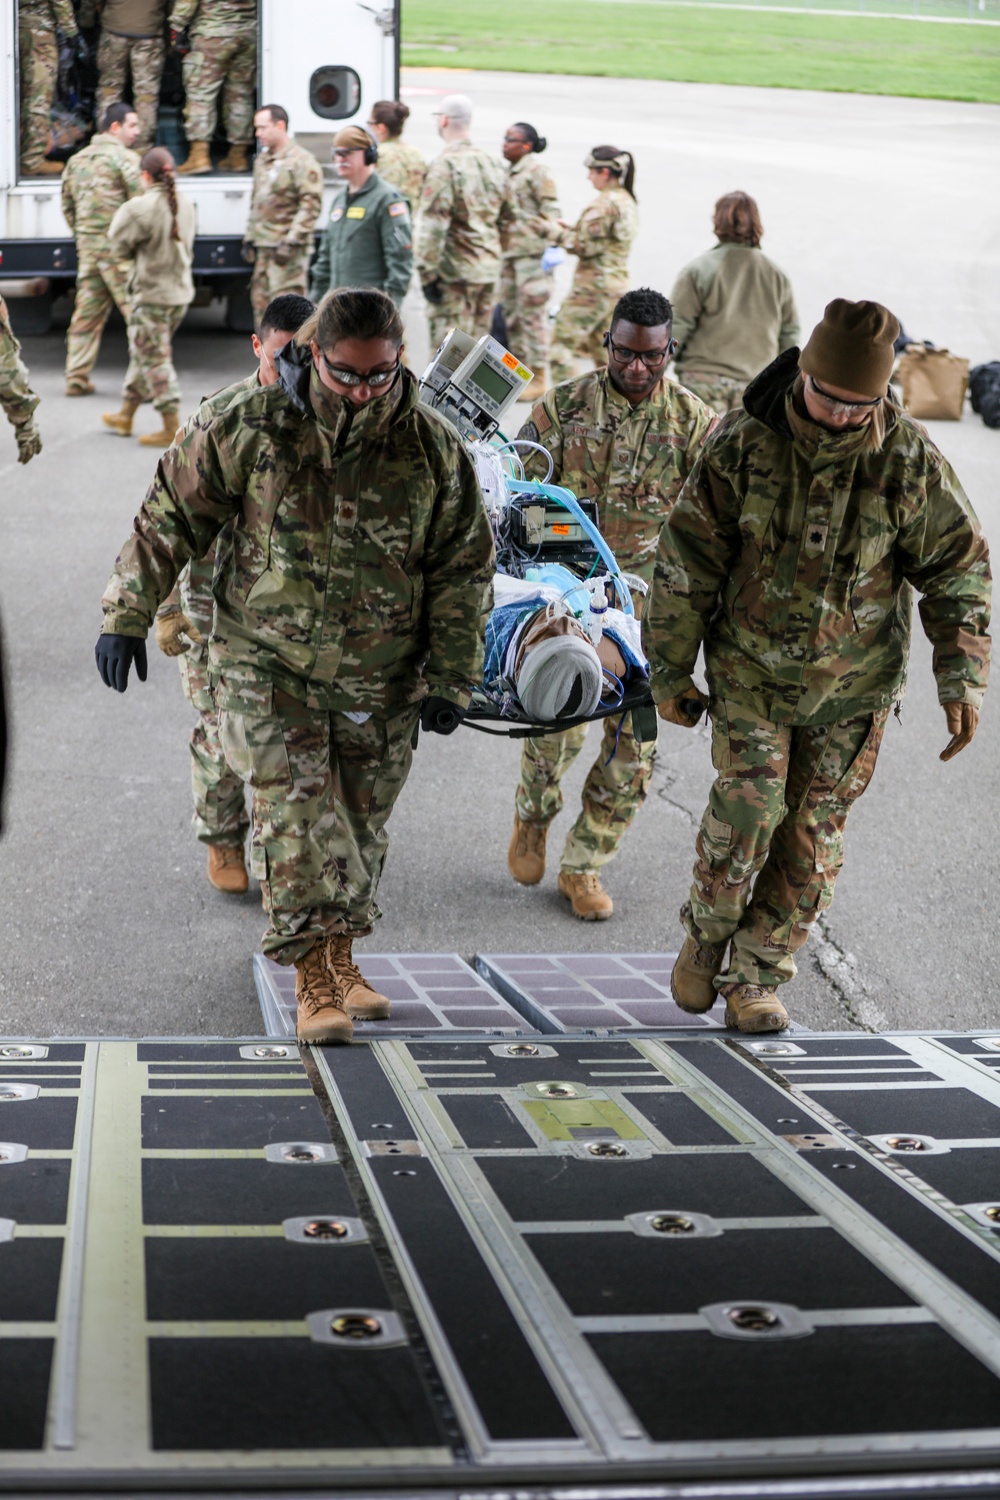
top-left (799, 298), bottom-right (900, 398)
top-left (334, 125), bottom-right (375, 152)
top-left (439, 93), bottom-right (472, 125)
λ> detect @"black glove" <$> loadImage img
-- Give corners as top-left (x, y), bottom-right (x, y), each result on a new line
top-left (170, 25), bottom-right (190, 54)
top-left (421, 278), bottom-right (444, 305)
top-left (240, 240), bottom-right (256, 264)
top-left (95, 633), bottom-right (148, 693)
top-left (420, 696), bottom-right (464, 736)
top-left (71, 32), bottom-right (90, 66)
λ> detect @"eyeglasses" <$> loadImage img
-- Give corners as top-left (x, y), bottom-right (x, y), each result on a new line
top-left (319, 350), bottom-right (399, 388)
top-left (503, 133), bottom-right (526, 143)
top-left (606, 336), bottom-right (670, 369)
top-left (807, 375), bottom-right (882, 415)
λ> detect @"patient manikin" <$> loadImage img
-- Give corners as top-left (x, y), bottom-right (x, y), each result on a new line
top-left (481, 574), bottom-right (648, 723)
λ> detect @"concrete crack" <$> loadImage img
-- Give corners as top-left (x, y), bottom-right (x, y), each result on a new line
top-left (811, 917), bottom-right (888, 1033)
top-left (651, 763), bottom-right (700, 830)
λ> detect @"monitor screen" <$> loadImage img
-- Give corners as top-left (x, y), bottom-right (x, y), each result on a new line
top-left (468, 358), bottom-right (515, 405)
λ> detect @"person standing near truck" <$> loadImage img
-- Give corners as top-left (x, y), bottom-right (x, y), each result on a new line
top-left (103, 146), bottom-right (195, 447)
top-left (309, 127), bottom-right (412, 307)
top-left (498, 121), bottom-right (560, 400)
top-left (367, 100), bottom-right (425, 212)
top-left (416, 93), bottom-right (506, 350)
top-left (244, 104), bottom-right (323, 328)
top-left (94, 0), bottom-right (168, 154)
top-left (61, 102), bottom-right (143, 397)
top-left (18, 0), bottom-right (86, 176)
top-left (171, 0), bottom-right (257, 175)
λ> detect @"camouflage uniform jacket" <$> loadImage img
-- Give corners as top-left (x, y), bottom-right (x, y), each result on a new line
top-left (310, 172), bottom-right (413, 306)
top-left (0, 298), bottom-right (41, 433)
top-left (519, 368), bottom-right (718, 585)
top-left (246, 139), bottom-right (323, 250)
top-left (644, 348), bottom-right (992, 724)
top-left (377, 139), bottom-right (426, 212)
top-left (20, 0), bottom-right (76, 33)
top-left (61, 133), bottom-right (142, 241)
top-left (499, 152), bottom-right (560, 260)
top-left (415, 140), bottom-right (506, 287)
top-left (169, 0), bottom-right (255, 30)
top-left (101, 344), bottom-right (496, 714)
top-left (554, 186), bottom-right (637, 293)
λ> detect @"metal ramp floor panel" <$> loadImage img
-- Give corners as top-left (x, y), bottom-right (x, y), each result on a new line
top-left (1, 1031), bottom-right (1000, 1493)
top-left (253, 951), bottom-right (533, 1038)
top-left (474, 951), bottom-right (804, 1033)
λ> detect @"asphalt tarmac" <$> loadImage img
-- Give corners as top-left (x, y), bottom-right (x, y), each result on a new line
top-left (0, 70), bottom-right (996, 1038)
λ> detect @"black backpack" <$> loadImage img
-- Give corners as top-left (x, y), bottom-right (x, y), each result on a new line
top-left (969, 362), bottom-right (1000, 429)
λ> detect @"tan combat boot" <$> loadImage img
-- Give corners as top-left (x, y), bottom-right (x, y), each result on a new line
top-left (295, 945), bottom-right (354, 1044)
top-left (175, 140), bottom-right (212, 175)
top-left (138, 408), bottom-right (180, 447)
top-left (508, 814), bottom-right (548, 885)
top-left (66, 377), bottom-right (95, 396)
top-left (325, 934), bottom-right (392, 1019)
top-left (719, 982), bottom-right (790, 1034)
top-left (558, 869), bottom-right (613, 921)
top-left (217, 145), bottom-right (249, 172)
top-left (102, 397), bottom-right (141, 436)
top-left (671, 932), bottom-right (729, 1013)
top-left (206, 844), bottom-right (248, 894)
top-left (521, 371), bottom-right (548, 403)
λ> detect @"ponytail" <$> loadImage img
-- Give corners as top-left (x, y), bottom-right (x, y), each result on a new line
top-left (140, 146), bottom-right (181, 241)
top-left (585, 144), bottom-right (636, 200)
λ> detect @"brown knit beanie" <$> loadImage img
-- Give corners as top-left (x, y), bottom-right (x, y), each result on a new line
top-left (799, 299), bottom-right (900, 398)
top-left (333, 125), bottom-right (375, 153)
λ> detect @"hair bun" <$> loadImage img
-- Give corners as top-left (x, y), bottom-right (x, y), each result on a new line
top-left (536, 136), bottom-right (547, 153)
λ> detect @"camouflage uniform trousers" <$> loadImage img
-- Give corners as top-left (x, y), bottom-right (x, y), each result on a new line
top-left (250, 247), bottom-right (311, 328)
top-left (65, 248), bottom-right (132, 383)
top-left (427, 281), bottom-right (496, 352)
top-left (96, 32), bottom-right (166, 153)
top-left (122, 302), bottom-right (186, 411)
top-left (499, 256), bottom-right (553, 374)
top-left (18, 22), bottom-right (58, 171)
top-left (218, 689), bottom-right (420, 963)
top-left (177, 642), bottom-right (251, 848)
top-left (685, 699), bottom-right (889, 990)
top-left (515, 712), bottom-right (656, 872)
top-left (183, 27), bottom-right (257, 145)
top-left (678, 372), bottom-right (746, 414)
top-left (549, 279), bottom-right (625, 386)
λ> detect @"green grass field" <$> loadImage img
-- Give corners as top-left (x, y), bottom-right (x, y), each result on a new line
top-left (401, 0), bottom-right (1000, 103)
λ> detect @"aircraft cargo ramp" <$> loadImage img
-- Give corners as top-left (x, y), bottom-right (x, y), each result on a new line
top-left (1, 953), bottom-right (1000, 1498)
